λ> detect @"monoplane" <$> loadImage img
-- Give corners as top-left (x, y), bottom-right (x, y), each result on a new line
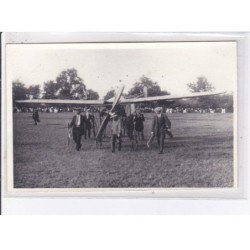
top-left (16, 85), bottom-right (225, 145)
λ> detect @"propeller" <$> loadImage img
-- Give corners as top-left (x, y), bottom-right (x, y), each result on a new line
top-left (95, 85), bottom-right (125, 143)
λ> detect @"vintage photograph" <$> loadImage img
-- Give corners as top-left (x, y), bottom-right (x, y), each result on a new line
top-left (5, 41), bottom-right (237, 190)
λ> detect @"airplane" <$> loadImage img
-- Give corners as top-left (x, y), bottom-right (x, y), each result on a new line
top-left (15, 85), bottom-right (225, 145)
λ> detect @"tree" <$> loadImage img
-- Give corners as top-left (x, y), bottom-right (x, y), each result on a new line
top-left (86, 89), bottom-right (99, 100)
top-left (186, 77), bottom-right (233, 110)
top-left (43, 80), bottom-right (61, 99)
top-left (187, 76), bottom-right (215, 93)
top-left (104, 89), bottom-right (115, 101)
top-left (42, 69), bottom-right (87, 99)
top-left (12, 80), bottom-right (28, 102)
top-left (221, 94), bottom-right (233, 112)
top-left (204, 93), bottom-right (233, 111)
top-left (127, 76), bottom-right (170, 97)
top-left (27, 84), bottom-right (41, 99)
top-left (55, 68), bottom-right (87, 99)
top-left (187, 77), bottom-right (214, 109)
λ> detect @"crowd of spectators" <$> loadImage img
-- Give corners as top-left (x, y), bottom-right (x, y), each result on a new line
top-left (139, 107), bottom-right (228, 114)
top-left (13, 106), bottom-right (229, 114)
top-left (13, 106), bottom-right (98, 113)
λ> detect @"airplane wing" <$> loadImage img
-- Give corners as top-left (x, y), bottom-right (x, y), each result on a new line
top-left (16, 91), bottom-right (225, 106)
top-left (15, 99), bottom-right (105, 105)
top-left (119, 91), bottom-right (226, 104)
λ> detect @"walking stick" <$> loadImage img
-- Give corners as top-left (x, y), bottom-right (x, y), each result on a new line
top-left (67, 123), bottom-right (72, 147)
top-left (147, 133), bottom-right (154, 148)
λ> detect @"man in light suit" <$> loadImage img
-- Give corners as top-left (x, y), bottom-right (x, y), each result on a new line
top-left (110, 112), bottom-right (122, 153)
top-left (150, 107), bottom-right (173, 154)
top-left (70, 108), bottom-right (86, 151)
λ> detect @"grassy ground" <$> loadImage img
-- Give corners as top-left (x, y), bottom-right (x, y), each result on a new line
top-left (13, 112), bottom-right (234, 188)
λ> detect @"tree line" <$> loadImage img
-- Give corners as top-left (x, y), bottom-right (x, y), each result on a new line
top-left (12, 68), bottom-right (169, 102)
top-left (12, 68), bottom-right (233, 111)
top-left (13, 68), bottom-right (100, 101)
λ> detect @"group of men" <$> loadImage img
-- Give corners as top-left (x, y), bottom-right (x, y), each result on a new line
top-left (123, 109), bottom-right (145, 151)
top-left (69, 108), bottom-right (96, 151)
top-left (70, 106), bottom-right (173, 154)
top-left (32, 105), bottom-right (173, 153)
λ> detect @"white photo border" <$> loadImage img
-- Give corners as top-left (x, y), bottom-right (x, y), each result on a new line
top-left (1, 32), bottom-right (246, 200)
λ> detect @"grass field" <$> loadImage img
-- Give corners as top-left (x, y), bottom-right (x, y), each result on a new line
top-left (13, 112), bottom-right (234, 188)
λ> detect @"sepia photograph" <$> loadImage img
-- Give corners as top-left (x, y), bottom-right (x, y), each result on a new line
top-left (5, 40), bottom-right (237, 191)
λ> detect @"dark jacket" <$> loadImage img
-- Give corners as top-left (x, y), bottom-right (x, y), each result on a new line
top-left (151, 113), bottom-right (171, 135)
top-left (32, 110), bottom-right (39, 120)
top-left (84, 113), bottom-right (95, 129)
top-left (70, 114), bottom-right (86, 134)
top-left (134, 113), bottom-right (145, 132)
top-left (126, 114), bottom-right (134, 130)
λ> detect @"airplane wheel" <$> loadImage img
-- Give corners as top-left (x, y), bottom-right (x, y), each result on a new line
top-left (96, 141), bottom-right (102, 149)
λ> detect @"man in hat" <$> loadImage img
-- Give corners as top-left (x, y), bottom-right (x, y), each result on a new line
top-left (150, 107), bottom-right (172, 154)
top-left (110, 112), bottom-right (122, 153)
top-left (70, 108), bottom-right (86, 151)
top-left (84, 108), bottom-right (95, 139)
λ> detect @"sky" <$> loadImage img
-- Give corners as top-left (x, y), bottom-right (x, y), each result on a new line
top-left (6, 42), bottom-right (237, 98)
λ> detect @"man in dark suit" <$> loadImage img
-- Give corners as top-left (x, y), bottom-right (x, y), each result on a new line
top-left (151, 107), bottom-right (172, 154)
top-left (134, 109), bottom-right (145, 141)
top-left (84, 109), bottom-right (95, 139)
top-left (70, 108), bottom-right (86, 151)
top-left (32, 108), bottom-right (40, 125)
top-left (125, 113), bottom-right (136, 150)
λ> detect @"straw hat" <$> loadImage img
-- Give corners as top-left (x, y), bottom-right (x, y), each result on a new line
top-left (154, 107), bottom-right (162, 113)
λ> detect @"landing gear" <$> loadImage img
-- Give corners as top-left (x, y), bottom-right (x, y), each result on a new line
top-left (96, 140), bottom-right (102, 149)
